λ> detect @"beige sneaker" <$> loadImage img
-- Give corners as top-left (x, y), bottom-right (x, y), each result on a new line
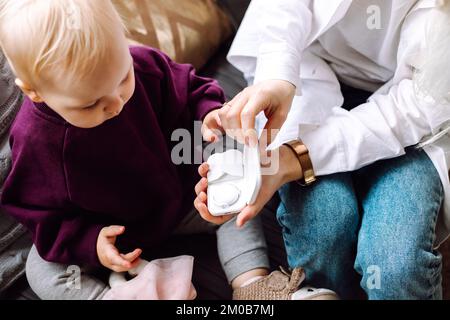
top-left (232, 267), bottom-right (339, 300)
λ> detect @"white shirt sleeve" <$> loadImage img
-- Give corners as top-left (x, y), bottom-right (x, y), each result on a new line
top-left (297, 6), bottom-right (450, 176)
top-left (228, 0), bottom-right (352, 94)
top-left (300, 78), bottom-right (450, 176)
top-left (253, 0), bottom-right (313, 93)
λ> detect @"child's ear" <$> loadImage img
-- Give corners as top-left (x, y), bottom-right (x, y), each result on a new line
top-left (15, 78), bottom-right (44, 103)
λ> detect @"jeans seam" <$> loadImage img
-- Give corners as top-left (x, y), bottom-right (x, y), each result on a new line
top-left (425, 167), bottom-right (444, 299)
top-left (427, 168), bottom-right (444, 259)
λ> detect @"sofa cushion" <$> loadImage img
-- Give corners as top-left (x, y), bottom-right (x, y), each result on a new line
top-left (0, 50), bottom-right (24, 243)
top-left (0, 233), bottom-right (31, 294)
top-left (0, 51), bottom-right (26, 254)
top-left (217, 0), bottom-right (251, 29)
top-left (0, 50), bottom-right (31, 293)
top-left (112, 0), bottom-right (233, 70)
top-left (0, 52), bottom-right (21, 140)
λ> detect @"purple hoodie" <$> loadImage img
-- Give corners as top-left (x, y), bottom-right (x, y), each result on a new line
top-left (1, 46), bottom-right (225, 267)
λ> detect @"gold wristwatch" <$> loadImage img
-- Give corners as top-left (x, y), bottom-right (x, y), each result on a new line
top-left (283, 140), bottom-right (316, 186)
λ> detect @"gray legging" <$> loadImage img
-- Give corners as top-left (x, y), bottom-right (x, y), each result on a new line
top-left (26, 210), bottom-right (269, 300)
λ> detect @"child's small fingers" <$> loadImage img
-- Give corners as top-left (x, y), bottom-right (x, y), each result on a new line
top-left (102, 225), bottom-right (125, 237)
top-left (129, 258), bottom-right (142, 270)
top-left (110, 265), bottom-right (125, 273)
top-left (109, 251), bottom-right (130, 268)
top-left (121, 249), bottom-right (142, 262)
top-left (110, 256), bottom-right (129, 269)
top-left (110, 265), bottom-right (130, 273)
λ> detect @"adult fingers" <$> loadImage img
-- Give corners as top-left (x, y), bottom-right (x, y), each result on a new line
top-left (236, 177), bottom-right (278, 227)
top-left (197, 163), bottom-right (209, 178)
top-left (195, 177), bottom-right (208, 196)
top-left (260, 111), bottom-right (289, 147)
top-left (201, 115), bottom-right (223, 142)
top-left (194, 194), bottom-right (234, 225)
top-left (202, 126), bottom-right (219, 143)
top-left (219, 94), bottom-right (248, 143)
top-left (240, 93), bottom-right (270, 146)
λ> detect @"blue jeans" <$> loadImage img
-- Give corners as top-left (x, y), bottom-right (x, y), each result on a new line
top-left (277, 147), bottom-right (444, 299)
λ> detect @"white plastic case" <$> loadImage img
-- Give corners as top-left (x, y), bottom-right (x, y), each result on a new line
top-left (206, 145), bottom-right (262, 216)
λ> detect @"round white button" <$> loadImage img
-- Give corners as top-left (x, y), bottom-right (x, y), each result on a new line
top-left (212, 184), bottom-right (240, 208)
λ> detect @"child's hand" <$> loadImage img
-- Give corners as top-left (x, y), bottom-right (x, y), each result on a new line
top-left (202, 109), bottom-right (224, 143)
top-left (194, 163), bottom-right (236, 225)
top-left (96, 226), bottom-right (142, 272)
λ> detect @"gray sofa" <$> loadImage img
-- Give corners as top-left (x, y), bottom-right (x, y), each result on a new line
top-left (0, 50), bottom-right (33, 296)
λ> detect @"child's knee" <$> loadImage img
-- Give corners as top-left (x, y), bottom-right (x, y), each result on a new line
top-left (26, 246), bottom-right (63, 299)
top-left (26, 246), bottom-right (109, 300)
top-left (26, 246), bottom-right (78, 299)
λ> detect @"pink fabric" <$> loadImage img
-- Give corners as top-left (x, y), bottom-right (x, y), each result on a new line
top-left (103, 255), bottom-right (196, 300)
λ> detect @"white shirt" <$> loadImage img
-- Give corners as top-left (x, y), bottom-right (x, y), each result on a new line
top-left (228, 0), bottom-right (450, 246)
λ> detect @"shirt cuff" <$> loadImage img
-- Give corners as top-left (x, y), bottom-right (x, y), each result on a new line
top-left (254, 47), bottom-right (302, 95)
top-left (298, 121), bottom-right (346, 176)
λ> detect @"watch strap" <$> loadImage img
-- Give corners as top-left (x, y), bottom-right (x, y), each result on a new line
top-left (283, 140), bottom-right (316, 186)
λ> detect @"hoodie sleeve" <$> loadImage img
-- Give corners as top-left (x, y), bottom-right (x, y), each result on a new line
top-left (131, 46), bottom-right (226, 122)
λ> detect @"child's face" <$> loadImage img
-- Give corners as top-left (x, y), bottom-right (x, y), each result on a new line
top-left (34, 31), bottom-right (136, 129)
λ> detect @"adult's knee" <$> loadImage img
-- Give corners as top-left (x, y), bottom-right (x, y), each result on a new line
top-left (276, 175), bottom-right (362, 298)
top-left (277, 174), bottom-right (360, 249)
top-left (355, 236), bottom-right (442, 299)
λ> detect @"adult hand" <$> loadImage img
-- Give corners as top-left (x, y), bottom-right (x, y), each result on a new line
top-left (193, 163), bottom-right (236, 225)
top-left (194, 145), bottom-right (303, 227)
top-left (201, 109), bottom-right (224, 143)
top-left (218, 80), bottom-right (295, 146)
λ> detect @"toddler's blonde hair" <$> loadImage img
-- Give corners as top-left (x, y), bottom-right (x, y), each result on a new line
top-left (0, 0), bottom-right (125, 88)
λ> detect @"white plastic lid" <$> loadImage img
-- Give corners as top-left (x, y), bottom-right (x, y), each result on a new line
top-left (207, 145), bottom-right (261, 216)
